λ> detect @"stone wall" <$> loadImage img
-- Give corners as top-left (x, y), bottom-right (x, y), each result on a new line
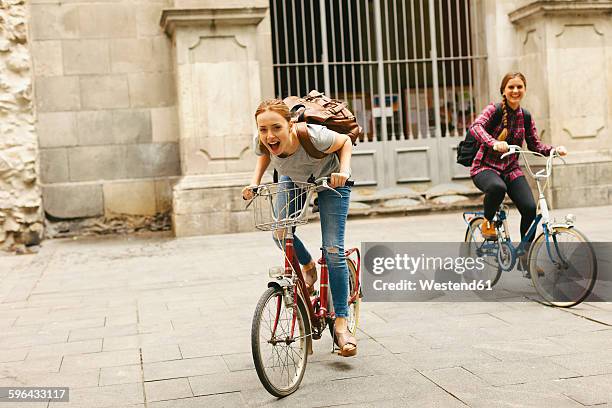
top-left (0, 0), bottom-right (43, 252)
top-left (30, 0), bottom-right (180, 223)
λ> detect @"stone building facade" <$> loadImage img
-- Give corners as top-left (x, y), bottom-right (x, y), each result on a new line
top-left (31, 0), bottom-right (180, 225)
top-left (0, 0), bottom-right (610, 249)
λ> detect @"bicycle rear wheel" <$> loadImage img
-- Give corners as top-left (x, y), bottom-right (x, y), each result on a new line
top-left (463, 217), bottom-right (503, 287)
top-left (528, 227), bottom-right (597, 307)
top-left (346, 258), bottom-right (361, 335)
top-left (251, 286), bottom-right (310, 397)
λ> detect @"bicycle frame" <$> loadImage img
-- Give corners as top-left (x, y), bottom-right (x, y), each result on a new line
top-left (267, 233), bottom-right (361, 341)
top-left (266, 235), bottom-right (362, 342)
top-left (314, 247), bottom-right (362, 319)
top-left (504, 146), bottom-right (573, 269)
top-left (463, 146), bottom-right (573, 271)
top-left (268, 231), bottom-right (316, 339)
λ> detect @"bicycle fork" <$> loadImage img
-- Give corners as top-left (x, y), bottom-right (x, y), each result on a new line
top-left (536, 189), bottom-right (571, 270)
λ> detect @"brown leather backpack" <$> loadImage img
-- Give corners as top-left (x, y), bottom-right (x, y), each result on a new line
top-left (283, 90), bottom-right (363, 159)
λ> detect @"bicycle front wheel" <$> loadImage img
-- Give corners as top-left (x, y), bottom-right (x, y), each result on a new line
top-left (528, 227), bottom-right (597, 308)
top-left (251, 286), bottom-right (310, 398)
top-left (463, 217), bottom-right (503, 287)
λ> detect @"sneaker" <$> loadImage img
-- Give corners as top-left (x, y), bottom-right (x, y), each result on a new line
top-left (480, 219), bottom-right (497, 240)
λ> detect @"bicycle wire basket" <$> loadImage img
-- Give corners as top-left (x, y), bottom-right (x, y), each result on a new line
top-left (249, 181), bottom-right (315, 231)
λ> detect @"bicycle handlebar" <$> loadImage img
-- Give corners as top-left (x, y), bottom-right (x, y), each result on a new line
top-left (500, 145), bottom-right (565, 179)
top-left (243, 177), bottom-right (354, 207)
top-left (247, 176), bottom-right (352, 194)
top-left (312, 176), bottom-right (354, 188)
top-left (499, 145), bottom-right (544, 159)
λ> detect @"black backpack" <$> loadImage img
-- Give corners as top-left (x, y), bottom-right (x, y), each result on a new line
top-left (456, 103), bottom-right (531, 167)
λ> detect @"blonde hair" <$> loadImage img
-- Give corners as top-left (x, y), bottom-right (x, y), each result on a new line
top-left (498, 72), bottom-right (527, 141)
top-left (254, 99), bottom-right (291, 122)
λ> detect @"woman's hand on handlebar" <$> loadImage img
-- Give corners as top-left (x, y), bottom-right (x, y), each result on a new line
top-left (556, 145), bottom-right (568, 156)
top-left (493, 141), bottom-right (509, 153)
top-left (329, 172), bottom-right (350, 188)
top-left (242, 184), bottom-right (258, 200)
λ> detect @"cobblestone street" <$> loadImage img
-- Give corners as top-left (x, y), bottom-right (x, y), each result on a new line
top-left (1, 206), bottom-right (612, 407)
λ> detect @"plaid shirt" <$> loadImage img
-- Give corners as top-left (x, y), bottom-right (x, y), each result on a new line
top-left (470, 103), bottom-right (553, 182)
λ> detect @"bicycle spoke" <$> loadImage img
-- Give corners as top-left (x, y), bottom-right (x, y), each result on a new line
top-left (530, 228), bottom-right (596, 306)
top-left (463, 217), bottom-right (503, 288)
top-left (252, 287), bottom-right (308, 396)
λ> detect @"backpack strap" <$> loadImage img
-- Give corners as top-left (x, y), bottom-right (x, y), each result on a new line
top-left (487, 103), bottom-right (503, 134)
top-left (523, 108), bottom-right (532, 138)
top-left (295, 122), bottom-right (327, 159)
top-left (476, 103), bottom-right (503, 158)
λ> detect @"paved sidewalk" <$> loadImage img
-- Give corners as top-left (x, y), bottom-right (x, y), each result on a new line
top-left (1, 206), bottom-right (612, 407)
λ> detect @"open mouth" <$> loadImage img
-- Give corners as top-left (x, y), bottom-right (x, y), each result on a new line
top-left (268, 141), bottom-right (281, 154)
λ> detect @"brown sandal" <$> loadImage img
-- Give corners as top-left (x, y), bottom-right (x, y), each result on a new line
top-left (334, 329), bottom-right (357, 357)
top-left (302, 263), bottom-right (317, 294)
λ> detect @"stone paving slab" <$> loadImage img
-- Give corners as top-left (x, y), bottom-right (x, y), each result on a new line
top-left (47, 382), bottom-right (145, 408)
top-left (99, 364), bottom-right (142, 386)
top-left (420, 367), bottom-right (582, 407)
top-left (1, 206), bottom-right (612, 406)
top-left (0, 369), bottom-right (101, 389)
top-left (144, 378), bottom-right (192, 403)
top-left (499, 376), bottom-right (612, 407)
top-left (148, 392), bottom-right (245, 408)
top-left (143, 356), bottom-right (227, 382)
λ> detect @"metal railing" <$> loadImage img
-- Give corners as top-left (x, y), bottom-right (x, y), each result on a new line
top-left (270, 0), bottom-right (488, 142)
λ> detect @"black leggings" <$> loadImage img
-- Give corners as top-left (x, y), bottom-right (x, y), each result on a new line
top-left (472, 170), bottom-right (537, 241)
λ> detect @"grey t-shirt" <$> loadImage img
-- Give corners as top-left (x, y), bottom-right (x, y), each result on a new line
top-left (254, 124), bottom-right (342, 182)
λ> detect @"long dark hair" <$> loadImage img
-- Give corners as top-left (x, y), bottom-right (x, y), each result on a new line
top-left (498, 72), bottom-right (527, 141)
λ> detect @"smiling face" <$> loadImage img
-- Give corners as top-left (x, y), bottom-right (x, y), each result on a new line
top-left (502, 76), bottom-right (526, 109)
top-left (256, 109), bottom-right (293, 156)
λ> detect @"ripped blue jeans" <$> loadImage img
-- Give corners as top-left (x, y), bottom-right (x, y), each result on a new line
top-left (273, 175), bottom-right (351, 317)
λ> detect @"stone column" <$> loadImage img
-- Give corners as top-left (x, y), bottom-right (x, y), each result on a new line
top-left (160, 4), bottom-right (271, 236)
top-left (508, 1), bottom-right (612, 208)
top-left (0, 0), bottom-right (44, 252)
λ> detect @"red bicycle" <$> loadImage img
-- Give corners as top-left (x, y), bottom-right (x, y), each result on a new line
top-left (246, 177), bottom-right (361, 397)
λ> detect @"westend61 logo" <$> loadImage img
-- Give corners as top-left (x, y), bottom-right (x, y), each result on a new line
top-left (362, 242), bottom-right (495, 302)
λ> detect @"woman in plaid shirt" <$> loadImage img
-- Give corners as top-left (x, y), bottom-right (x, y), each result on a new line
top-left (469, 72), bottom-right (567, 265)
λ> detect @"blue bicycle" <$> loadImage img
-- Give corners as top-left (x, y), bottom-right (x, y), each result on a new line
top-left (463, 146), bottom-right (597, 307)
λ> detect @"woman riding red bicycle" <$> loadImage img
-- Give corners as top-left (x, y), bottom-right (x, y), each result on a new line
top-left (242, 99), bottom-right (357, 357)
